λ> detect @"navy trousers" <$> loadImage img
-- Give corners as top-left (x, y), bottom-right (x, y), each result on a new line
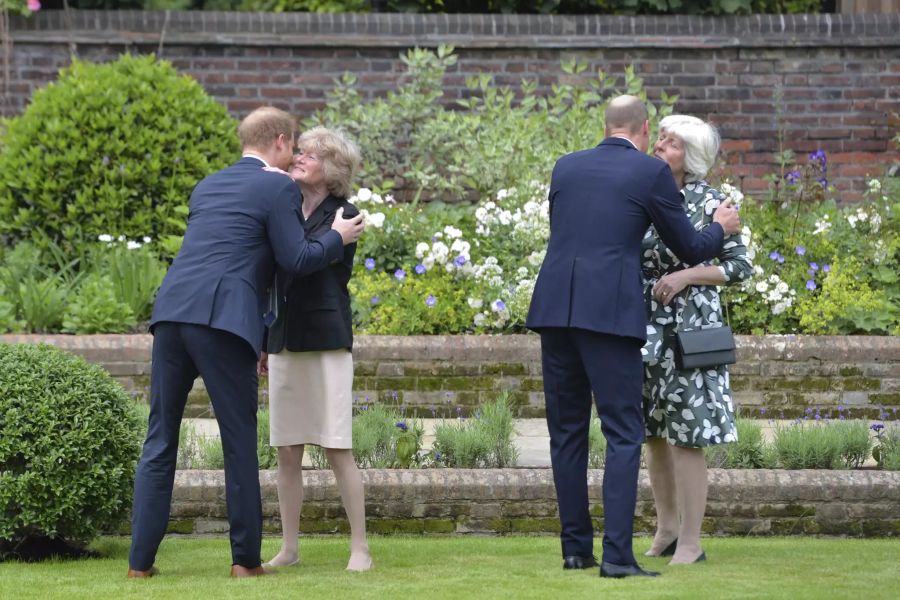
top-left (129, 322), bottom-right (262, 570)
top-left (539, 328), bottom-right (645, 567)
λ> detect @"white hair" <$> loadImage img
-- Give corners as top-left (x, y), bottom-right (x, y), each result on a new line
top-left (658, 115), bottom-right (720, 183)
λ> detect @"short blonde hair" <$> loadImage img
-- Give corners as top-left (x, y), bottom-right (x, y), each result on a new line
top-left (658, 115), bottom-right (720, 183)
top-left (237, 107), bottom-right (296, 151)
top-left (297, 127), bottom-right (361, 199)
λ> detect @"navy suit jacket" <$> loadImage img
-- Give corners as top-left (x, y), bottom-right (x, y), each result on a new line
top-left (150, 157), bottom-right (344, 356)
top-left (526, 137), bottom-right (725, 341)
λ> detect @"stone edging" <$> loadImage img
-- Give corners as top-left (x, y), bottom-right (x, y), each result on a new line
top-left (10, 11), bottom-right (900, 49)
top-left (161, 468), bottom-right (900, 537)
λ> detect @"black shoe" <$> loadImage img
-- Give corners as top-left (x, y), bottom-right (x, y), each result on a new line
top-left (659, 538), bottom-right (678, 557)
top-left (600, 562), bottom-right (661, 578)
top-left (563, 555), bottom-right (599, 570)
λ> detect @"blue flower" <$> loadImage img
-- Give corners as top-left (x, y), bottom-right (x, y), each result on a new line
top-left (493, 299), bottom-right (507, 312)
top-left (395, 421), bottom-right (408, 432)
top-left (806, 280), bottom-right (817, 291)
top-left (819, 178), bottom-right (828, 188)
top-left (454, 255), bottom-right (467, 267)
top-left (785, 170), bottom-right (801, 185)
top-left (370, 295), bottom-right (380, 305)
top-left (808, 150), bottom-right (827, 169)
top-left (808, 262), bottom-right (819, 273)
top-left (364, 257), bottom-right (376, 271)
top-left (415, 263), bottom-right (426, 275)
top-left (768, 250), bottom-right (784, 263)
top-left (394, 268), bottom-right (406, 281)
top-left (822, 264), bottom-right (831, 273)
top-left (870, 423), bottom-right (885, 433)
top-left (425, 294), bottom-right (436, 307)
top-left (795, 246), bottom-right (806, 256)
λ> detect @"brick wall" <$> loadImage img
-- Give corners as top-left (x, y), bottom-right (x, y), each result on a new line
top-left (4, 11), bottom-right (899, 200)
top-left (159, 468), bottom-right (900, 537)
top-left (3, 334), bottom-right (898, 420)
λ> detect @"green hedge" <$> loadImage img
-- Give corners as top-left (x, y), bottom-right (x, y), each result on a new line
top-left (0, 53), bottom-right (239, 260)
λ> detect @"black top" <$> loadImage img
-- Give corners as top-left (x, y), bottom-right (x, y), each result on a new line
top-left (266, 194), bottom-right (359, 353)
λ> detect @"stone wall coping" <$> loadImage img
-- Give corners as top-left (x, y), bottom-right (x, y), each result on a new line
top-left (171, 467), bottom-right (900, 507)
top-left (10, 11), bottom-right (900, 49)
top-left (2, 333), bottom-right (897, 364)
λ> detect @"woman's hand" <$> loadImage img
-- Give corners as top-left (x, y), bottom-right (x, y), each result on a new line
top-left (258, 352), bottom-right (269, 376)
top-left (653, 271), bottom-right (690, 305)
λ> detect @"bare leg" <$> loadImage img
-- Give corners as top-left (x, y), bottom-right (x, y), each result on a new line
top-left (644, 437), bottom-right (679, 556)
top-left (669, 446), bottom-right (707, 564)
top-left (325, 448), bottom-right (373, 571)
top-left (267, 444), bottom-right (304, 567)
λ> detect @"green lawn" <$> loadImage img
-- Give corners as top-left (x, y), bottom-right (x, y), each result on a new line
top-left (1, 536), bottom-right (898, 600)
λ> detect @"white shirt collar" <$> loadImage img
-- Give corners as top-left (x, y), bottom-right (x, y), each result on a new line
top-left (242, 153), bottom-right (271, 168)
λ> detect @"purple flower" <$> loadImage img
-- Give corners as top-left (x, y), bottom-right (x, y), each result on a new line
top-left (808, 150), bottom-right (827, 169)
top-left (823, 264), bottom-right (831, 273)
top-left (454, 255), bottom-right (467, 267)
top-left (806, 280), bottom-right (817, 291)
top-left (415, 263), bottom-right (426, 275)
top-left (837, 405), bottom-right (844, 412)
top-left (760, 408), bottom-right (767, 416)
top-left (370, 295), bottom-right (380, 305)
top-left (785, 170), bottom-right (801, 185)
top-left (425, 294), bottom-right (436, 307)
top-left (493, 299), bottom-right (507, 312)
top-left (394, 268), bottom-right (406, 281)
top-left (819, 178), bottom-right (828, 188)
top-left (808, 262), bottom-right (819, 275)
top-left (395, 421), bottom-right (408, 432)
top-left (364, 258), bottom-right (376, 271)
top-left (870, 423), bottom-right (885, 433)
top-left (795, 246), bottom-right (806, 256)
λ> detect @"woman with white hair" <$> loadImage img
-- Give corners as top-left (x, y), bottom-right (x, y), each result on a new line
top-left (260, 126), bottom-right (373, 571)
top-left (640, 115), bottom-right (753, 564)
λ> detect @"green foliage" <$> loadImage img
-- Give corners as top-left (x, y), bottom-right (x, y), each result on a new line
top-left (706, 419), bottom-right (777, 469)
top-left (343, 404), bottom-right (424, 469)
top-left (0, 344), bottom-right (142, 557)
top-left (872, 424), bottom-right (900, 471)
top-left (94, 241), bottom-right (167, 322)
top-left (588, 411), bottom-right (606, 469)
top-left (256, 408), bottom-right (278, 470)
top-left (772, 421), bottom-right (855, 470)
top-left (62, 274), bottom-right (137, 334)
top-left (431, 395), bottom-right (519, 468)
top-left (0, 53), bottom-right (239, 261)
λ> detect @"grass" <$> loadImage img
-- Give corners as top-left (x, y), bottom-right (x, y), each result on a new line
top-left (1, 536), bottom-right (898, 600)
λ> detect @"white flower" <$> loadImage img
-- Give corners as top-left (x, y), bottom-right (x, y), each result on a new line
top-left (415, 242), bottom-right (430, 259)
top-left (467, 297), bottom-right (483, 309)
top-left (356, 188), bottom-right (373, 202)
top-left (527, 251), bottom-right (545, 267)
top-left (443, 225), bottom-right (462, 239)
top-left (772, 301), bottom-right (788, 315)
top-left (496, 188), bottom-right (511, 201)
top-left (517, 267), bottom-right (529, 278)
top-left (847, 214), bottom-right (858, 228)
top-left (867, 179), bottom-right (882, 194)
top-left (117, 235), bottom-right (126, 242)
top-left (366, 212), bottom-right (385, 228)
top-left (812, 215), bottom-right (831, 235)
top-left (97, 234), bottom-right (113, 243)
top-left (473, 313), bottom-right (486, 327)
top-left (127, 241), bottom-right (142, 250)
top-left (776, 281), bottom-right (789, 294)
top-left (384, 194), bottom-right (395, 204)
top-left (755, 281), bottom-right (769, 293)
top-left (371, 193), bottom-right (384, 204)
top-left (142, 236), bottom-right (152, 244)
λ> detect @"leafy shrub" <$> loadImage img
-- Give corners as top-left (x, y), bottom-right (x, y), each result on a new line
top-left (93, 240), bottom-right (167, 322)
top-left (337, 404), bottom-right (424, 469)
top-left (256, 408), bottom-right (278, 470)
top-left (0, 54), bottom-right (239, 260)
top-left (771, 421), bottom-right (874, 470)
top-left (872, 424), bottom-right (900, 471)
top-left (431, 395), bottom-right (519, 468)
top-left (0, 344), bottom-right (142, 559)
top-left (62, 274), bottom-right (137, 334)
top-left (706, 419), bottom-right (776, 469)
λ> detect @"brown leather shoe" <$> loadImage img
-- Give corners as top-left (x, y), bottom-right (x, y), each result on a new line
top-left (127, 566), bottom-right (159, 578)
top-left (230, 565), bottom-right (270, 577)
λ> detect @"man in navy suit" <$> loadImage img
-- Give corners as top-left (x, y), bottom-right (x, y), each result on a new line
top-left (526, 95), bottom-right (741, 578)
top-left (127, 107), bottom-right (364, 578)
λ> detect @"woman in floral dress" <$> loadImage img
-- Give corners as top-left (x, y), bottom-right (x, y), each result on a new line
top-left (641, 115), bottom-right (753, 564)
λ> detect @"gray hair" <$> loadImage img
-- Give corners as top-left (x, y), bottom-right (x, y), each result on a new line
top-left (296, 126), bottom-right (361, 199)
top-left (658, 115), bottom-right (720, 183)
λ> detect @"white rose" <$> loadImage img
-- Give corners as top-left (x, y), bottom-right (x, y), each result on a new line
top-left (356, 188), bottom-right (372, 202)
top-left (415, 242), bottom-right (430, 258)
top-left (755, 281), bottom-right (769, 293)
top-left (97, 234), bottom-right (113, 243)
top-left (473, 313), bottom-right (486, 327)
top-left (468, 298), bottom-right (483, 309)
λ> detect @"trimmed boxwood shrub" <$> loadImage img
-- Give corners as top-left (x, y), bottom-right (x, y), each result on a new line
top-left (0, 53), bottom-right (239, 259)
top-left (0, 343), bottom-right (143, 560)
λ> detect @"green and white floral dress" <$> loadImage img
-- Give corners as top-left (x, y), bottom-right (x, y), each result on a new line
top-left (641, 181), bottom-right (753, 448)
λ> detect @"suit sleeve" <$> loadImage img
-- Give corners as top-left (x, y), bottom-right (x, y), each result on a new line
top-left (266, 180), bottom-right (344, 276)
top-left (644, 166), bottom-right (724, 265)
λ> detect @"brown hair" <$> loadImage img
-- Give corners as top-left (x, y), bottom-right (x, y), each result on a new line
top-left (237, 107), bottom-right (296, 151)
top-left (604, 95), bottom-right (648, 134)
top-left (297, 127), bottom-right (362, 198)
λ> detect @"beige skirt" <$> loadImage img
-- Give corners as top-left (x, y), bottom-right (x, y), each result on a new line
top-left (268, 349), bottom-right (353, 449)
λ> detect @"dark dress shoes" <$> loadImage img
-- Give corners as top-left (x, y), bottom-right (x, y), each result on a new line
top-left (659, 538), bottom-right (678, 557)
top-left (600, 562), bottom-right (661, 578)
top-left (563, 555), bottom-right (599, 570)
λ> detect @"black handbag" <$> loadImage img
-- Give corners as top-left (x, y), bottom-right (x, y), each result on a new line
top-left (674, 325), bottom-right (736, 370)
